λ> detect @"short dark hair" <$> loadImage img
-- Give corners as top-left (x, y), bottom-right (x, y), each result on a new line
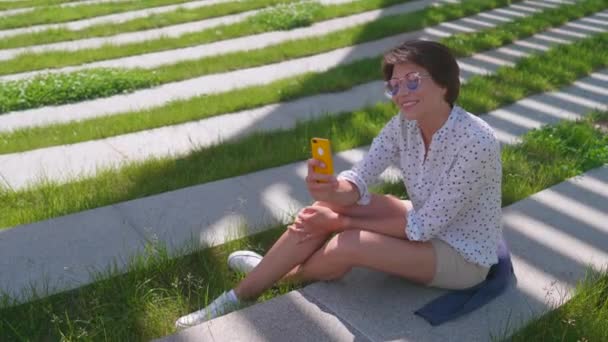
top-left (382, 40), bottom-right (460, 106)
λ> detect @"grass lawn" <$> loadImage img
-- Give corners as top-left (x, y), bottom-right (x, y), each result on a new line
top-left (507, 270), bottom-right (608, 341)
top-left (0, 0), bottom-right (410, 50)
top-left (0, 0), bottom-right (517, 76)
top-left (1, 113), bottom-right (606, 341)
top-left (4, 0), bottom-right (604, 114)
top-left (2, 10), bottom-right (607, 155)
top-left (0, 29), bottom-right (606, 231)
top-left (0, 1), bottom-right (605, 340)
top-left (0, 0), bottom-right (228, 30)
top-left (0, 0), bottom-right (78, 11)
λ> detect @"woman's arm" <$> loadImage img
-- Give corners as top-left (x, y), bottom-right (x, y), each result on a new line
top-left (336, 115), bottom-right (402, 205)
top-left (340, 214), bottom-right (408, 239)
top-left (294, 195), bottom-right (410, 241)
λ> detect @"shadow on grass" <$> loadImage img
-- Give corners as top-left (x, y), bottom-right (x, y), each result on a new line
top-left (3, 1), bottom-right (608, 340)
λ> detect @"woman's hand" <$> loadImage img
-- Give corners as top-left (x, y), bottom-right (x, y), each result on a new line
top-left (288, 205), bottom-right (343, 244)
top-left (306, 159), bottom-right (339, 202)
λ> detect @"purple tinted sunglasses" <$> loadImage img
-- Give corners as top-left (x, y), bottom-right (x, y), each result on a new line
top-left (384, 72), bottom-right (431, 99)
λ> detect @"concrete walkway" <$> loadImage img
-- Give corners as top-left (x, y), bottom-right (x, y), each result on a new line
top-left (0, 0), bottom-right (584, 129)
top-left (0, 6), bottom-right (260, 62)
top-left (0, 0), bottom-right (428, 61)
top-left (0, 0), bottom-right (236, 39)
top-left (158, 165), bottom-right (608, 341)
top-left (0, 14), bottom-right (605, 190)
top-left (0, 75), bottom-right (605, 301)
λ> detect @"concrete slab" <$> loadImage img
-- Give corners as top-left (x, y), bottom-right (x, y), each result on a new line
top-left (1, 67), bottom-right (605, 191)
top-left (0, 0), bottom-right (236, 39)
top-left (113, 173), bottom-right (291, 253)
top-left (0, 205), bottom-right (147, 302)
top-left (158, 290), bottom-right (371, 342)
top-left (0, 138), bottom-right (126, 190)
top-left (0, 0), bottom-right (368, 61)
top-left (111, 143), bottom-right (401, 254)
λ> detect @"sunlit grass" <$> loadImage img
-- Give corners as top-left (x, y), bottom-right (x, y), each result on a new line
top-left (0, 0), bottom-right (78, 11)
top-left (0, 0), bottom-right (516, 76)
top-left (506, 268), bottom-right (608, 341)
top-left (1, 114), bottom-right (606, 340)
top-left (0, 0), bottom-right (310, 49)
top-left (1, 33), bottom-right (606, 229)
top-left (0, 0), bottom-right (221, 30)
top-left (3, 11), bottom-right (606, 154)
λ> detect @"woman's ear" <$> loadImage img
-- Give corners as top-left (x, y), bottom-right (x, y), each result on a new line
top-left (439, 86), bottom-right (448, 103)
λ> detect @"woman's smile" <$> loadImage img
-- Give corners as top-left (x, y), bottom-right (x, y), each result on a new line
top-left (399, 99), bottom-right (419, 110)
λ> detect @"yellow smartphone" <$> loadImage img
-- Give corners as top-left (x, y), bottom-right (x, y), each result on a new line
top-left (310, 137), bottom-right (334, 179)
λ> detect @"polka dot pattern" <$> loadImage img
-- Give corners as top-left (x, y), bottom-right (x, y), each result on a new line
top-left (338, 106), bottom-right (502, 267)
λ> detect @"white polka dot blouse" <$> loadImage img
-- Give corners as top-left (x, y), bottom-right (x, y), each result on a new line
top-left (339, 105), bottom-right (502, 267)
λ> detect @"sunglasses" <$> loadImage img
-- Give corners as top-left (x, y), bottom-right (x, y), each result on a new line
top-left (384, 72), bottom-right (431, 98)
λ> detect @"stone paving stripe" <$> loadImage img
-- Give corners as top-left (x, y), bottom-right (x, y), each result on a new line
top-left (0, 204), bottom-right (149, 302)
top-left (0, 0), bottom-right (236, 39)
top-left (0, 0), bottom-right (428, 61)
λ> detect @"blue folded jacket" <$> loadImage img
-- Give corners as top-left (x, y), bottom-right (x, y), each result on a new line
top-left (415, 236), bottom-right (515, 326)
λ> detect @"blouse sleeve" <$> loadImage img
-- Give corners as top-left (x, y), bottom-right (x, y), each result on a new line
top-left (338, 115), bottom-right (401, 205)
top-left (406, 134), bottom-right (501, 241)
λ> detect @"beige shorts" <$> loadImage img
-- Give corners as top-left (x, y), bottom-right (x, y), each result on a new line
top-left (428, 239), bottom-right (490, 290)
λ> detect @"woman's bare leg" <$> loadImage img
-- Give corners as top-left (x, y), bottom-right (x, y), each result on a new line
top-left (233, 194), bottom-right (413, 300)
top-left (284, 229), bottom-right (435, 285)
top-left (233, 227), bottom-right (331, 300)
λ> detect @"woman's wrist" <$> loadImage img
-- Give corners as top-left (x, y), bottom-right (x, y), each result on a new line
top-left (335, 214), bottom-right (350, 232)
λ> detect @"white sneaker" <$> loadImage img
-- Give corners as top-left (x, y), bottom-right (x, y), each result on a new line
top-left (175, 290), bottom-right (240, 329)
top-left (228, 250), bottom-right (263, 274)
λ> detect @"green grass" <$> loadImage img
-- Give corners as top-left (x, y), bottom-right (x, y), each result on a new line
top-left (441, 0), bottom-right (608, 57)
top-left (0, 0), bottom-right (332, 49)
top-left (1, 21), bottom-right (607, 155)
top-left (0, 0), bottom-right (76, 11)
top-left (506, 269), bottom-right (608, 341)
top-left (0, 0), bottom-right (421, 50)
top-left (0, 224), bottom-right (295, 341)
top-left (1, 0), bottom-right (601, 115)
top-left (0, 0), bottom-right (517, 76)
top-left (1, 32), bottom-right (607, 230)
top-left (1, 114), bottom-right (606, 341)
top-left (0, 68), bottom-right (161, 113)
top-left (0, 0), bottom-right (231, 30)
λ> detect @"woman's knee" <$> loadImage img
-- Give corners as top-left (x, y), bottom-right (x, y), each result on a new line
top-left (325, 230), bottom-right (363, 261)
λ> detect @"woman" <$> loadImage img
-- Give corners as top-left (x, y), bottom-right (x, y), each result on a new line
top-left (176, 40), bottom-right (502, 329)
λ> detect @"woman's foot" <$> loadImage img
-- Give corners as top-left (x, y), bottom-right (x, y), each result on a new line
top-left (175, 290), bottom-right (240, 329)
top-left (228, 250), bottom-right (263, 274)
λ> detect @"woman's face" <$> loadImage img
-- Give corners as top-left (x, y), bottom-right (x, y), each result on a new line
top-left (389, 63), bottom-right (448, 121)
